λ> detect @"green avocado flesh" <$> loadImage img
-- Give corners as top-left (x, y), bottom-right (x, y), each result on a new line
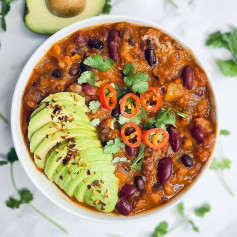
top-left (28, 92), bottom-right (118, 213)
top-left (24, 0), bottom-right (105, 34)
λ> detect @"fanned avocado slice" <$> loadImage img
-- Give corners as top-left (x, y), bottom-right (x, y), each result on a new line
top-left (34, 129), bottom-right (97, 169)
top-left (28, 103), bottom-right (89, 139)
top-left (30, 120), bottom-right (95, 152)
top-left (30, 103), bottom-right (47, 119)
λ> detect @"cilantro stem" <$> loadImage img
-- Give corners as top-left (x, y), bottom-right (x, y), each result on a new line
top-left (29, 203), bottom-right (69, 234)
top-left (9, 163), bottom-right (68, 234)
top-left (168, 218), bottom-right (187, 233)
top-left (168, 0), bottom-right (178, 8)
top-left (0, 112), bottom-right (8, 123)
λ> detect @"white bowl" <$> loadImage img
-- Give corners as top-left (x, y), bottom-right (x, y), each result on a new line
top-left (11, 15), bottom-right (219, 222)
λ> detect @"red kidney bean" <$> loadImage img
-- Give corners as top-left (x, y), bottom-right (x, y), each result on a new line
top-left (168, 126), bottom-right (181, 153)
top-left (157, 157), bottom-right (173, 184)
top-left (135, 176), bottom-right (144, 191)
top-left (116, 197), bottom-right (132, 216)
top-left (108, 29), bottom-right (121, 61)
top-left (125, 145), bottom-right (139, 158)
top-left (181, 155), bottom-right (193, 167)
top-left (119, 184), bottom-right (137, 197)
top-left (74, 33), bottom-right (88, 47)
top-left (181, 65), bottom-right (194, 90)
top-left (69, 63), bottom-right (80, 76)
top-left (145, 48), bottom-right (157, 66)
top-left (191, 126), bottom-right (205, 143)
top-left (82, 83), bottom-right (98, 96)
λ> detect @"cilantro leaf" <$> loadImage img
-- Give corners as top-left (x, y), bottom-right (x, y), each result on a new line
top-left (123, 63), bottom-right (135, 76)
top-left (188, 220), bottom-right (199, 232)
top-left (220, 129), bottom-right (230, 135)
top-left (1, 0), bottom-right (13, 31)
top-left (104, 137), bottom-right (124, 154)
top-left (155, 108), bottom-right (176, 130)
top-left (206, 31), bottom-right (230, 49)
top-left (6, 189), bottom-right (33, 209)
top-left (217, 60), bottom-right (237, 76)
top-left (177, 202), bottom-right (184, 217)
top-left (116, 86), bottom-right (129, 102)
top-left (90, 118), bottom-right (100, 127)
top-left (144, 117), bottom-right (156, 129)
top-left (151, 221), bottom-right (168, 237)
top-left (102, 0), bottom-right (112, 14)
top-left (110, 118), bottom-right (116, 130)
top-left (7, 148), bottom-right (18, 163)
top-left (89, 101), bottom-right (101, 114)
top-left (210, 157), bottom-right (231, 171)
top-left (112, 156), bottom-right (131, 164)
top-left (0, 160), bottom-right (8, 166)
top-left (131, 143), bottom-right (145, 171)
top-left (194, 204), bottom-right (211, 217)
top-left (78, 71), bottom-right (96, 85)
top-left (84, 55), bottom-right (114, 72)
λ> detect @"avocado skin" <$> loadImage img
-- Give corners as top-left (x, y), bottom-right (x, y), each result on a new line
top-left (24, 0), bottom-right (106, 35)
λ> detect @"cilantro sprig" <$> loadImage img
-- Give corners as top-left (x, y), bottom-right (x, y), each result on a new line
top-left (123, 63), bottom-right (149, 94)
top-left (90, 118), bottom-right (100, 127)
top-left (89, 101), bottom-right (101, 114)
top-left (78, 71), bottom-right (96, 86)
top-left (1, 147), bottom-right (68, 234)
top-left (152, 202), bottom-right (211, 237)
top-left (210, 129), bottom-right (234, 196)
top-left (84, 55), bottom-right (114, 72)
top-left (102, 0), bottom-right (112, 14)
top-left (206, 27), bottom-right (237, 77)
top-left (104, 137), bottom-right (125, 154)
top-left (131, 143), bottom-right (145, 171)
top-left (0, 0), bottom-right (14, 31)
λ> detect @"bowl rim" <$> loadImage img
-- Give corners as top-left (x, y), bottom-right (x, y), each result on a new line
top-left (11, 15), bottom-right (219, 222)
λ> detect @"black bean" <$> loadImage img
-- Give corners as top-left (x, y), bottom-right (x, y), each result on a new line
top-left (111, 107), bottom-right (121, 118)
top-left (168, 126), bottom-right (181, 153)
top-left (135, 176), bottom-right (144, 191)
top-left (119, 184), bottom-right (137, 197)
top-left (181, 65), bottom-right (194, 90)
top-left (80, 62), bottom-right (93, 73)
top-left (157, 157), bottom-right (173, 184)
top-left (191, 126), bottom-right (205, 143)
top-left (52, 69), bottom-right (61, 78)
top-left (145, 48), bottom-right (157, 66)
top-left (116, 197), bottom-right (132, 216)
top-left (125, 145), bottom-right (139, 158)
top-left (69, 63), bottom-right (80, 76)
top-left (181, 155), bottom-right (193, 167)
top-left (88, 37), bottom-right (104, 50)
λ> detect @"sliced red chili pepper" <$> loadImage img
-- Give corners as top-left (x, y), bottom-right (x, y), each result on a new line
top-left (120, 93), bottom-right (140, 118)
top-left (140, 86), bottom-right (162, 112)
top-left (121, 122), bottom-right (142, 147)
top-left (142, 128), bottom-right (169, 150)
top-left (99, 84), bottom-right (117, 110)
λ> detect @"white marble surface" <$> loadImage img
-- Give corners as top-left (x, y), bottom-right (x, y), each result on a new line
top-left (0, 0), bottom-right (237, 236)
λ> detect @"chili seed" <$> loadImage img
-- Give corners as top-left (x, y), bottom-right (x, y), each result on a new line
top-left (88, 37), bottom-right (104, 50)
top-left (52, 69), bottom-right (61, 78)
top-left (181, 155), bottom-right (193, 167)
top-left (135, 176), bottom-right (144, 191)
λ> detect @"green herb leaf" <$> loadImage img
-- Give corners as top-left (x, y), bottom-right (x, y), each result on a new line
top-left (168, 108), bottom-right (189, 118)
top-left (112, 156), bottom-right (131, 164)
top-left (0, 160), bottom-right (8, 166)
top-left (110, 118), bottom-right (116, 130)
top-left (220, 129), bottom-right (230, 135)
top-left (210, 157), bottom-right (231, 171)
top-left (7, 148), bottom-right (18, 163)
top-left (188, 220), bottom-right (199, 232)
top-left (84, 55), bottom-right (114, 72)
top-left (155, 108), bottom-right (176, 130)
top-left (123, 63), bottom-right (135, 76)
top-left (6, 189), bottom-right (33, 209)
top-left (217, 59), bottom-right (237, 76)
top-left (206, 31), bottom-right (230, 49)
top-left (90, 118), bottom-right (100, 127)
top-left (78, 71), bottom-right (96, 85)
top-left (177, 202), bottom-right (184, 217)
top-left (102, 0), bottom-right (112, 14)
top-left (131, 143), bottom-right (145, 171)
top-left (144, 117), bottom-right (156, 129)
top-left (104, 137), bottom-right (125, 154)
top-left (116, 86), bottom-right (129, 102)
top-left (194, 204), bottom-right (211, 217)
top-left (89, 101), bottom-right (101, 114)
top-left (151, 221), bottom-right (168, 237)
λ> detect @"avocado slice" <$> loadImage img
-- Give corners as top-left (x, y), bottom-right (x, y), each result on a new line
top-left (24, 0), bottom-right (105, 34)
top-left (28, 103), bottom-right (89, 139)
top-left (34, 128), bottom-right (97, 169)
top-left (30, 120), bottom-right (96, 152)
